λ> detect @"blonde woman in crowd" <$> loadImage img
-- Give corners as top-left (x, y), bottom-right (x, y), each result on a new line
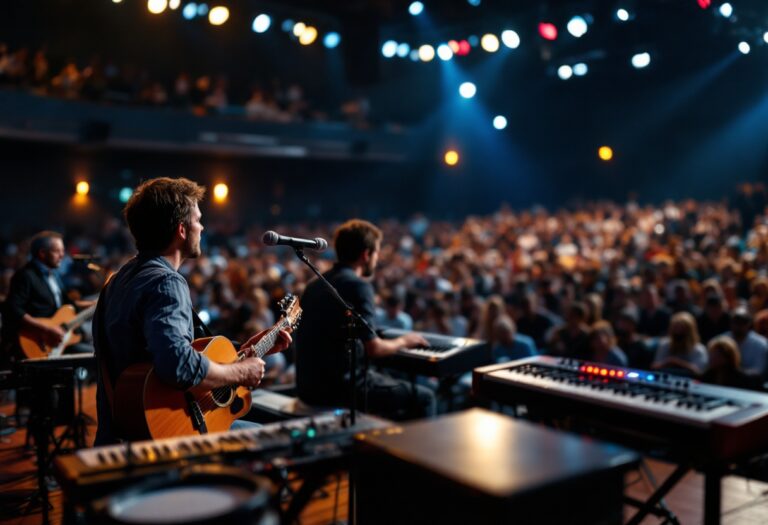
top-left (652, 311), bottom-right (708, 376)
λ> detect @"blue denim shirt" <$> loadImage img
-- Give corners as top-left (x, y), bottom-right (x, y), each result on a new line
top-left (94, 254), bottom-right (210, 444)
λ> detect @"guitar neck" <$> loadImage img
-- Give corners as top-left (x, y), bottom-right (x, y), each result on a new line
top-left (244, 318), bottom-right (290, 360)
top-left (64, 304), bottom-right (97, 331)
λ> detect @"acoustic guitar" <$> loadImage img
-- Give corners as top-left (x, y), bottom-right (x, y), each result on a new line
top-left (19, 304), bottom-right (97, 359)
top-left (113, 295), bottom-right (301, 440)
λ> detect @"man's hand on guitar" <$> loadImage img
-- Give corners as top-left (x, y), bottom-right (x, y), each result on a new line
top-left (40, 324), bottom-right (66, 347)
top-left (240, 329), bottom-right (293, 356)
top-left (239, 357), bottom-right (267, 389)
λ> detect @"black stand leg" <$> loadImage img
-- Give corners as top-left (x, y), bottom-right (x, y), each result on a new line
top-left (625, 464), bottom-right (689, 525)
top-left (291, 249), bottom-right (376, 525)
top-left (348, 460), bottom-right (356, 525)
top-left (24, 411), bottom-right (52, 525)
top-left (346, 310), bottom-right (357, 426)
top-left (704, 468), bottom-right (722, 525)
top-left (281, 472), bottom-right (329, 525)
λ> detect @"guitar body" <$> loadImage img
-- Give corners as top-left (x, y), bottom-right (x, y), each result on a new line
top-left (19, 305), bottom-right (83, 359)
top-left (114, 336), bottom-right (252, 441)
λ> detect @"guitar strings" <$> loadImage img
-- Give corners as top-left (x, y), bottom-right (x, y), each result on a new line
top-left (206, 318), bottom-right (291, 401)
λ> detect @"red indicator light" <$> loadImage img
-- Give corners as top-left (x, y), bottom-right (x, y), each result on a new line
top-left (457, 40), bottom-right (471, 56)
top-left (697, 0), bottom-right (711, 9)
top-left (538, 22), bottom-right (558, 41)
top-left (609, 370), bottom-right (616, 377)
top-left (617, 371), bottom-right (625, 378)
top-left (586, 366), bottom-right (593, 373)
top-left (600, 369), bottom-right (608, 376)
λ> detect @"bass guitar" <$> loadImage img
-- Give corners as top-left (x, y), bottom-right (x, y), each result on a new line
top-left (113, 295), bottom-right (301, 440)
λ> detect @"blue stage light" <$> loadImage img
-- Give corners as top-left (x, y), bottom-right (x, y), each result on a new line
top-left (382, 40), bottom-right (398, 58)
top-left (252, 14), bottom-right (271, 33)
top-left (324, 32), bottom-right (340, 48)
top-left (409, 1), bottom-right (424, 16)
top-left (182, 2), bottom-right (197, 19)
top-left (459, 82), bottom-right (476, 99)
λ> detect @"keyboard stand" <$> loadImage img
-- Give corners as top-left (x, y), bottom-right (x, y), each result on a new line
top-left (625, 462), bottom-right (687, 525)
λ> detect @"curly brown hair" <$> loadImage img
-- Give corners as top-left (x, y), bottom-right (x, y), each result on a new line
top-left (124, 177), bottom-right (206, 253)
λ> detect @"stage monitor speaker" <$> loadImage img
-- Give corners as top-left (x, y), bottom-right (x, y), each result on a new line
top-left (342, 14), bottom-right (380, 86)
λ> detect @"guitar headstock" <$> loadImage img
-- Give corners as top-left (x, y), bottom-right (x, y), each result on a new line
top-left (278, 294), bottom-right (302, 331)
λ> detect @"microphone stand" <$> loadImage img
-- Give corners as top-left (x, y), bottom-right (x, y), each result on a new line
top-left (292, 248), bottom-right (376, 426)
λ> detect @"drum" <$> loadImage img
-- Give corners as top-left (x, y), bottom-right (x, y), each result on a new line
top-left (92, 464), bottom-right (276, 525)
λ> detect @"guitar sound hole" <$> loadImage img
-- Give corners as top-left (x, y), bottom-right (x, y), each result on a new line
top-left (211, 387), bottom-right (235, 407)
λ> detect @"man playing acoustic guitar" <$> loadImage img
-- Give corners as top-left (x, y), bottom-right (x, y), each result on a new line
top-left (1, 231), bottom-right (95, 366)
top-left (93, 177), bottom-right (291, 445)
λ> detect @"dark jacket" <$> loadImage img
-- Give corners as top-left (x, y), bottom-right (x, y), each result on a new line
top-left (1, 261), bottom-right (70, 360)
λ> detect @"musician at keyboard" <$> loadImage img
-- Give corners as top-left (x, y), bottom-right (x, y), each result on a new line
top-left (296, 219), bottom-right (436, 420)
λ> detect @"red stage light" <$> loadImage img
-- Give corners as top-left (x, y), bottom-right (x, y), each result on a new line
top-left (539, 22), bottom-right (558, 41)
top-left (697, 0), bottom-right (711, 9)
top-left (457, 40), bottom-right (471, 56)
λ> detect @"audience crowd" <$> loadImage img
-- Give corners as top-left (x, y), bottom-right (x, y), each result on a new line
top-left (1, 183), bottom-right (767, 391)
top-left (0, 43), bottom-right (371, 125)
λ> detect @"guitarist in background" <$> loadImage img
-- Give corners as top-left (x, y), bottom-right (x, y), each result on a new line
top-left (93, 177), bottom-right (291, 445)
top-left (1, 231), bottom-right (95, 366)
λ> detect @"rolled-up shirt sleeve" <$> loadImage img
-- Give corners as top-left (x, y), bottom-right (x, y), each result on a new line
top-left (142, 274), bottom-right (209, 389)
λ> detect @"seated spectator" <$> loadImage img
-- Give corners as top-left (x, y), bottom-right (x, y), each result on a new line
top-left (749, 277), bottom-right (768, 313)
top-left (491, 316), bottom-right (537, 363)
top-left (700, 335), bottom-right (762, 390)
top-left (584, 292), bottom-right (604, 326)
top-left (754, 309), bottom-right (768, 340)
top-left (245, 87), bottom-right (276, 120)
top-left (423, 301), bottom-right (454, 336)
top-left (668, 279), bottom-right (702, 317)
top-left (0, 43), bottom-right (9, 82)
top-left (547, 302), bottom-right (590, 359)
top-left (51, 59), bottom-right (81, 99)
top-left (652, 311), bottom-right (708, 376)
top-left (205, 76), bottom-right (228, 112)
top-left (375, 292), bottom-right (413, 331)
top-left (587, 321), bottom-right (628, 367)
top-left (638, 284), bottom-right (672, 338)
top-left (475, 295), bottom-right (506, 347)
top-left (515, 294), bottom-right (555, 350)
top-left (724, 306), bottom-right (768, 378)
top-left (172, 72), bottom-right (192, 107)
top-left (615, 308), bottom-right (654, 370)
top-left (697, 293), bottom-right (731, 344)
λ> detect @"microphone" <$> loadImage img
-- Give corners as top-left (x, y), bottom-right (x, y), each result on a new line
top-left (262, 231), bottom-right (328, 251)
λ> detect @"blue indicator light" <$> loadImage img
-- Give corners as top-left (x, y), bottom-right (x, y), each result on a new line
top-left (646, 374), bottom-right (655, 381)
